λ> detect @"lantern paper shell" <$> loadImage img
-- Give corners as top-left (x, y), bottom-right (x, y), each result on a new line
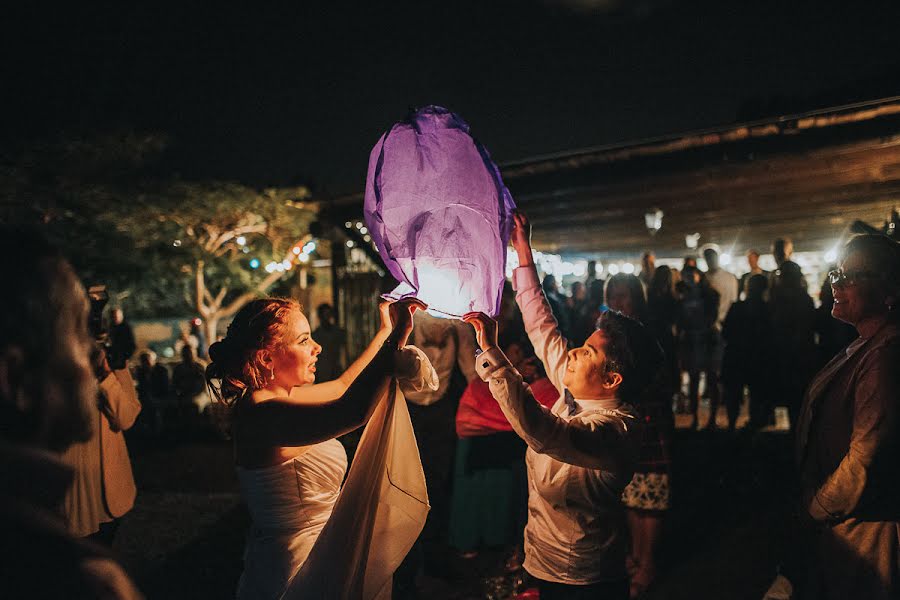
top-left (364, 106), bottom-right (516, 318)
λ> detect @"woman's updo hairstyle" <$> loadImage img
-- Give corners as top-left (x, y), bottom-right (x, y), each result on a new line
top-left (206, 297), bottom-right (301, 405)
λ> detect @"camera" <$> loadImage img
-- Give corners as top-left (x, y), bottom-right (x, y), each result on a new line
top-left (87, 285), bottom-right (110, 343)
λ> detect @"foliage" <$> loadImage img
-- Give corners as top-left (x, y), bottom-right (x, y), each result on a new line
top-left (1, 133), bottom-right (315, 325)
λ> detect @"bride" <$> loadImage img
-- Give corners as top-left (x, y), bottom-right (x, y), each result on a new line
top-left (205, 297), bottom-right (430, 599)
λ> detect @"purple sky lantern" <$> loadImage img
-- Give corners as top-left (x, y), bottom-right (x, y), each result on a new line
top-left (364, 106), bottom-right (517, 318)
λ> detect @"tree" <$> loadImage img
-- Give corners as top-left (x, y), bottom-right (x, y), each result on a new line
top-left (2, 133), bottom-right (317, 340)
top-left (125, 181), bottom-right (315, 342)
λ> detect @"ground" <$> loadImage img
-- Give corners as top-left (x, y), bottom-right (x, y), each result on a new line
top-left (114, 401), bottom-right (796, 599)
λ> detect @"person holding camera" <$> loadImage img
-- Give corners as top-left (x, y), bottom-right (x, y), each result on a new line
top-left (60, 290), bottom-right (142, 545)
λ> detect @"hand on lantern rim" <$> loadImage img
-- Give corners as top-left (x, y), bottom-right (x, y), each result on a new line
top-left (388, 298), bottom-right (427, 348)
top-left (462, 312), bottom-right (499, 353)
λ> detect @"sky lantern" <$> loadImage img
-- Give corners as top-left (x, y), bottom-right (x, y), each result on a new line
top-left (364, 105), bottom-right (516, 318)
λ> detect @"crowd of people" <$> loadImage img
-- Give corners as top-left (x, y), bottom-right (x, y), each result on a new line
top-left (542, 239), bottom-right (857, 435)
top-left (2, 213), bottom-right (898, 600)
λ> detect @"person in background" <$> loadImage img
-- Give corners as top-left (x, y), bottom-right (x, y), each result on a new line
top-left (134, 350), bottom-right (169, 436)
top-left (769, 261), bottom-right (816, 427)
top-left (739, 249), bottom-right (768, 300)
top-left (567, 281), bottom-right (591, 346)
top-left (542, 274), bottom-right (573, 342)
top-left (580, 278), bottom-right (608, 345)
top-left (190, 318), bottom-right (208, 360)
top-left (108, 307), bottom-right (136, 370)
top-left (721, 274), bottom-right (772, 431)
top-left (701, 247), bottom-right (738, 430)
top-left (312, 303), bottom-right (348, 383)
top-left (471, 210), bottom-right (663, 600)
top-left (683, 256), bottom-right (698, 270)
top-left (639, 252), bottom-right (656, 290)
top-left (606, 273), bottom-right (673, 598)
top-left (794, 234), bottom-right (900, 599)
top-left (676, 265), bottom-right (719, 430)
top-left (646, 266), bottom-right (680, 408)
top-left (61, 337), bottom-right (142, 547)
top-left (0, 228), bottom-right (142, 598)
top-left (172, 344), bottom-right (208, 430)
top-left (397, 310), bottom-right (478, 585)
top-left (772, 237), bottom-right (807, 291)
top-left (449, 287), bottom-right (558, 570)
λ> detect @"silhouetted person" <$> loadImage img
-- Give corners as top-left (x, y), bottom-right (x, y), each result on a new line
top-left (702, 247), bottom-right (738, 429)
top-left (769, 261), bottom-right (816, 427)
top-left (722, 274), bottom-right (773, 430)
top-left (567, 281), bottom-right (591, 346)
top-left (639, 251), bottom-right (656, 289)
top-left (647, 266), bottom-right (680, 403)
top-left (676, 265), bottom-right (719, 429)
top-left (312, 303), bottom-right (348, 382)
top-left (172, 344), bottom-right (207, 428)
top-left (541, 274), bottom-right (572, 341)
top-left (190, 318), bottom-right (208, 360)
top-left (107, 307), bottom-right (136, 370)
top-left (772, 237), bottom-right (807, 291)
top-left (739, 249), bottom-right (769, 300)
top-left (135, 350), bottom-right (169, 435)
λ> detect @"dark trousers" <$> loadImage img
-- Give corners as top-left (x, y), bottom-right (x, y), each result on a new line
top-left (86, 519), bottom-right (120, 548)
top-left (536, 578), bottom-right (629, 600)
top-left (724, 374), bottom-right (770, 429)
top-left (394, 393), bottom-right (460, 594)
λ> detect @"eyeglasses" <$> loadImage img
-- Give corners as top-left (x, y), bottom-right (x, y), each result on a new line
top-left (827, 269), bottom-right (880, 288)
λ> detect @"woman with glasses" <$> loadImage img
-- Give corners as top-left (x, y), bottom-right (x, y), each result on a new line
top-left (793, 234), bottom-right (900, 600)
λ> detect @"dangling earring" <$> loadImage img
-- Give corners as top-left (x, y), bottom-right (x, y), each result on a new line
top-left (268, 369), bottom-right (276, 381)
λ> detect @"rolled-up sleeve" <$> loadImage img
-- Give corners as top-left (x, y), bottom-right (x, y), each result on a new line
top-left (397, 345), bottom-right (440, 395)
top-left (476, 347), bottom-right (633, 471)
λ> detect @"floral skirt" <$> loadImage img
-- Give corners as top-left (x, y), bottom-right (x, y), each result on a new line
top-left (622, 472), bottom-right (670, 511)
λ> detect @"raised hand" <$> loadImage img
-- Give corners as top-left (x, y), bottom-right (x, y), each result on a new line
top-left (510, 210), bottom-right (534, 266)
top-left (510, 210), bottom-right (532, 250)
top-left (388, 298), bottom-right (427, 348)
top-left (462, 312), bottom-right (499, 353)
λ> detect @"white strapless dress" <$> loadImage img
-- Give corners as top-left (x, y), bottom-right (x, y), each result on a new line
top-left (235, 439), bottom-right (348, 600)
top-left (235, 346), bottom-right (438, 600)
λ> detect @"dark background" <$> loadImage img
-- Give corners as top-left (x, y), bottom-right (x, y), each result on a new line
top-left (4, 1), bottom-right (900, 193)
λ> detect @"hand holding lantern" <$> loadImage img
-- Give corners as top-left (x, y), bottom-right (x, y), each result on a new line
top-left (462, 312), bottom-right (499, 354)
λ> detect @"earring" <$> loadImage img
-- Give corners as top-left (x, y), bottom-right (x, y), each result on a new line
top-left (269, 369), bottom-right (275, 381)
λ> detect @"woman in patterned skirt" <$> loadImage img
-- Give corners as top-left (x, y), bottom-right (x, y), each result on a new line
top-left (606, 273), bottom-right (673, 598)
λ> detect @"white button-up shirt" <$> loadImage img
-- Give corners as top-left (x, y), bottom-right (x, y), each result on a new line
top-left (474, 265), bottom-right (638, 584)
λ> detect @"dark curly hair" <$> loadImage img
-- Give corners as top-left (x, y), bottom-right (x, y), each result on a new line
top-left (595, 310), bottom-right (664, 406)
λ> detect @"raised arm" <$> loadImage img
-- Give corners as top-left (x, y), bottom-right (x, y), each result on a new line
top-left (464, 312), bottom-right (635, 471)
top-left (289, 301), bottom-right (393, 404)
top-left (509, 211), bottom-right (571, 392)
top-left (237, 299), bottom-right (424, 447)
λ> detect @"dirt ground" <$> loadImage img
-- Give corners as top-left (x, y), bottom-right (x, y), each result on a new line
top-left (114, 414), bottom-right (795, 600)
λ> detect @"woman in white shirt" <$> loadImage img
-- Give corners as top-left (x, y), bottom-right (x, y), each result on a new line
top-left (464, 212), bottom-right (663, 600)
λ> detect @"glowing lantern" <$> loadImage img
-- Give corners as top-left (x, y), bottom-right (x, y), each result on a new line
top-left (364, 106), bottom-right (516, 318)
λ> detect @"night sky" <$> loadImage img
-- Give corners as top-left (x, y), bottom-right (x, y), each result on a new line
top-left (5, 1), bottom-right (900, 194)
